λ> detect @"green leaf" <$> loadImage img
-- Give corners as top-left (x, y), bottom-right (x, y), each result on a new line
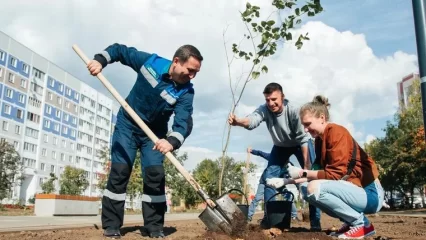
top-left (261, 65), bottom-right (268, 74)
top-left (308, 11), bottom-right (315, 17)
top-left (296, 19), bottom-right (302, 25)
top-left (246, 18), bottom-right (252, 22)
top-left (252, 71), bottom-right (260, 79)
top-left (267, 20), bottom-right (275, 26)
top-left (286, 32), bottom-right (292, 40)
top-left (246, 2), bottom-right (251, 9)
top-left (295, 8), bottom-right (300, 16)
top-left (255, 11), bottom-right (260, 17)
top-left (261, 21), bottom-right (267, 27)
top-left (251, 22), bottom-right (257, 27)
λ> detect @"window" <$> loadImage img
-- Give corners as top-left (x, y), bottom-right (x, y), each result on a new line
top-left (22, 63), bottom-right (29, 74)
top-left (69, 156), bottom-right (73, 163)
top-left (28, 97), bottom-right (41, 108)
top-left (48, 92), bottom-right (53, 100)
top-left (59, 84), bottom-right (64, 92)
top-left (50, 165), bottom-right (55, 173)
top-left (63, 126), bottom-right (68, 134)
top-left (43, 134), bottom-right (48, 142)
top-left (18, 94), bottom-right (25, 103)
top-left (46, 105), bottom-right (52, 114)
top-left (62, 139), bottom-right (66, 148)
top-left (52, 151), bottom-right (56, 159)
top-left (27, 112), bottom-right (41, 123)
top-left (49, 78), bottom-right (54, 87)
top-left (6, 88), bottom-right (12, 98)
top-left (0, 51), bottom-right (4, 61)
top-left (33, 68), bottom-right (44, 80)
top-left (72, 117), bottom-right (77, 125)
top-left (61, 153), bottom-right (65, 161)
top-left (20, 79), bottom-right (27, 88)
top-left (40, 163), bottom-right (45, 171)
top-left (70, 129), bottom-right (76, 138)
top-left (4, 104), bottom-right (11, 114)
top-left (76, 156), bottom-right (80, 163)
top-left (44, 119), bottom-right (50, 128)
top-left (2, 121), bottom-right (8, 131)
top-left (65, 101), bottom-right (70, 108)
top-left (55, 109), bottom-right (61, 118)
top-left (53, 137), bottom-right (58, 145)
top-left (75, 92), bottom-right (79, 100)
top-left (8, 72), bottom-right (14, 83)
top-left (23, 142), bottom-right (37, 153)
top-left (87, 147), bottom-right (92, 155)
top-left (25, 127), bottom-right (39, 138)
top-left (54, 123), bottom-right (59, 132)
top-left (15, 125), bottom-right (21, 134)
top-left (57, 96), bottom-right (62, 105)
top-left (66, 88), bottom-right (71, 96)
top-left (42, 148), bottom-right (47, 156)
top-left (16, 109), bottom-right (23, 119)
top-left (0, 68), bottom-right (3, 78)
top-left (70, 143), bottom-right (75, 150)
top-left (10, 57), bottom-right (17, 67)
top-left (30, 82), bottom-right (43, 95)
top-left (13, 141), bottom-right (19, 150)
top-left (64, 114), bottom-right (69, 121)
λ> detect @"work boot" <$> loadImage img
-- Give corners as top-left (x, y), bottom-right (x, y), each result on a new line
top-left (149, 230), bottom-right (165, 238)
top-left (259, 218), bottom-right (270, 229)
top-left (103, 227), bottom-right (121, 239)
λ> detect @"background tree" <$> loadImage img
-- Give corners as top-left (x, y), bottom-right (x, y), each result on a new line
top-left (41, 173), bottom-right (57, 194)
top-left (165, 151), bottom-right (198, 208)
top-left (366, 79), bottom-right (426, 208)
top-left (59, 166), bottom-right (89, 195)
top-left (0, 141), bottom-right (24, 202)
top-left (96, 145), bottom-right (111, 191)
top-left (219, 0), bottom-right (323, 194)
top-left (127, 152), bottom-right (143, 209)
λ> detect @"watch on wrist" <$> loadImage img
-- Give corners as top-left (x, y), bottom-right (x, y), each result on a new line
top-left (302, 171), bottom-right (307, 178)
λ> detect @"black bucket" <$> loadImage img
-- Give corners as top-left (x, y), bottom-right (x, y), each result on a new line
top-left (265, 189), bottom-right (294, 229)
top-left (227, 189), bottom-right (249, 220)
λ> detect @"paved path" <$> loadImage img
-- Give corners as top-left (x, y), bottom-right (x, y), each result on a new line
top-left (0, 213), bottom-right (200, 233)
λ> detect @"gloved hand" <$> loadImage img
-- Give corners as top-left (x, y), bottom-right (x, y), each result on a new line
top-left (266, 178), bottom-right (290, 189)
top-left (287, 163), bottom-right (304, 179)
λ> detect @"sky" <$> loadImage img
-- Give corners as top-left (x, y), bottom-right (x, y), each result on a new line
top-left (0, 0), bottom-right (419, 172)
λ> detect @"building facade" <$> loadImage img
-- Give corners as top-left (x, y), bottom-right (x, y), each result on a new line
top-left (0, 31), bottom-right (116, 204)
top-left (397, 72), bottom-right (420, 109)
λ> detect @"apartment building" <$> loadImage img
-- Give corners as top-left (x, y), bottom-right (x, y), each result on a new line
top-left (397, 72), bottom-right (419, 109)
top-left (0, 31), bottom-right (115, 204)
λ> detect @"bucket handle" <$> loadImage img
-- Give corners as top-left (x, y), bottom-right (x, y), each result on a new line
top-left (227, 188), bottom-right (249, 205)
top-left (265, 188), bottom-right (295, 203)
top-left (264, 188), bottom-right (295, 219)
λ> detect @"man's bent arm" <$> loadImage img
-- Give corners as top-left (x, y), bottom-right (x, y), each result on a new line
top-left (94, 43), bottom-right (151, 73)
top-left (168, 90), bottom-right (195, 150)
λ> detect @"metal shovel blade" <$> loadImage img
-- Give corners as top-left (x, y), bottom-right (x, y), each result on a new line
top-left (199, 194), bottom-right (247, 234)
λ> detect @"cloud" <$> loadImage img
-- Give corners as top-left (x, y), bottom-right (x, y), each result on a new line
top-left (0, 1), bottom-right (417, 171)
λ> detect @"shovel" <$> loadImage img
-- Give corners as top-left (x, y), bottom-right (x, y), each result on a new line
top-left (72, 45), bottom-right (246, 235)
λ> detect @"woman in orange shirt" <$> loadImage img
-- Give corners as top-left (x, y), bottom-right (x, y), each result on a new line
top-left (266, 95), bottom-right (384, 239)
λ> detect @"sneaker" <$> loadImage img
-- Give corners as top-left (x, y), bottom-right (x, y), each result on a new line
top-left (310, 227), bottom-right (322, 232)
top-left (149, 230), bottom-right (165, 238)
top-left (103, 228), bottom-right (121, 239)
top-left (328, 222), bottom-right (350, 236)
top-left (338, 224), bottom-right (375, 239)
top-left (247, 216), bottom-right (252, 222)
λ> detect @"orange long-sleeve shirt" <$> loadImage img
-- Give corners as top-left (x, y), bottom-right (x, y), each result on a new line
top-left (315, 123), bottom-right (379, 187)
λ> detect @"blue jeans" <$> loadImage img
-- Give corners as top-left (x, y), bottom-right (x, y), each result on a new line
top-left (300, 179), bottom-right (384, 227)
top-left (248, 183), bottom-right (265, 219)
top-left (261, 139), bottom-right (321, 228)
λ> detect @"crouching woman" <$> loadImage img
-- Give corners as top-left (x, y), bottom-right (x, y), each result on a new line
top-left (266, 95), bottom-right (384, 239)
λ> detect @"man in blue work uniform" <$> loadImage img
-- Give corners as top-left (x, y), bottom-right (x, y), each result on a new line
top-left (87, 43), bottom-right (203, 239)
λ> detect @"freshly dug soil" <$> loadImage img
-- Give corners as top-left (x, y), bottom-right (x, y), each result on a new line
top-left (1, 213), bottom-right (425, 239)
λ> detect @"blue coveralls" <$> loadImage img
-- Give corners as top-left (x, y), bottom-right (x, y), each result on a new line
top-left (94, 44), bottom-right (194, 233)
